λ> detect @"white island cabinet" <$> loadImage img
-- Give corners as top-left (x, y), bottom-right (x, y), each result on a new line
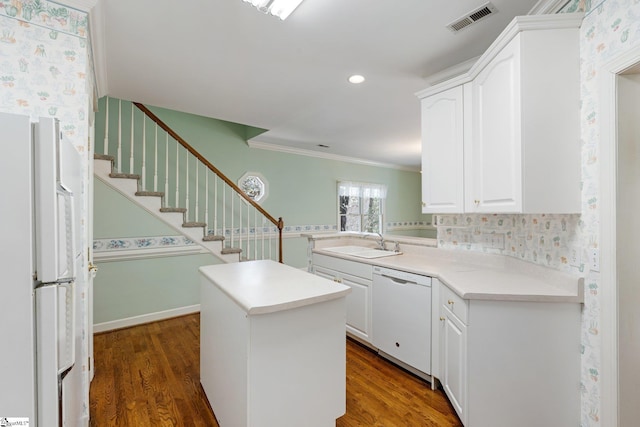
top-left (199, 260), bottom-right (351, 427)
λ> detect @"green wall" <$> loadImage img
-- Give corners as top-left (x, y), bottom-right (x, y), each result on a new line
top-left (94, 179), bottom-right (176, 238)
top-left (93, 96), bottom-right (429, 325)
top-left (94, 253), bottom-right (216, 324)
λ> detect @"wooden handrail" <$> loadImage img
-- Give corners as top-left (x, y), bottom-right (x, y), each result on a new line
top-left (133, 102), bottom-right (284, 262)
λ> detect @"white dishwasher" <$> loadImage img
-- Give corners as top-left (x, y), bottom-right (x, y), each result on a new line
top-left (372, 266), bottom-right (431, 378)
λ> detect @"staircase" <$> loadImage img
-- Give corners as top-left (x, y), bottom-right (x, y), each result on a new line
top-left (94, 98), bottom-right (283, 263)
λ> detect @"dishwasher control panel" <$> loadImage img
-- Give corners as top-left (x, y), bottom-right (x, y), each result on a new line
top-left (373, 266), bottom-right (431, 286)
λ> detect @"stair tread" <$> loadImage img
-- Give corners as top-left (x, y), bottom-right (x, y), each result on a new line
top-left (136, 191), bottom-right (164, 197)
top-left (94, 153), bottom-right (114, 162)
top-left (203, 235), bottom-right (225, 242)
top-left (160, 207), bottom-right (187, 213)
top-left (221, 247), bottom-right (243, 254)
top-left (110, 172), bottom-right (141, 180)
top-left (183, 222), bottom-right (206, 227)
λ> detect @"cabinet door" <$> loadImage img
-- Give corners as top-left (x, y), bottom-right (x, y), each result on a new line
top-left (441, 307), bottom-right (467, 424)
top-left (313, 266), bottom-right (372, 343)
top-left (421, 86), bottom-right (465, 213)
top-left (341, 274), bottom-right (371, 343)
top-left (469, 35), bottom-right (522, 213)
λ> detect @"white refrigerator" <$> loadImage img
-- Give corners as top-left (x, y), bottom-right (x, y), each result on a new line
top-left (0, 112), bottom-right (86, 426)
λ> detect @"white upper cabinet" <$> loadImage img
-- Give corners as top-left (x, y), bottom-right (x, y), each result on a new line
top-left (469, 34), bottom-right (522, 212)
top-left (420, 85), bottom-right (469, 214)
top-left (417, 14), bottom-right (583, 214)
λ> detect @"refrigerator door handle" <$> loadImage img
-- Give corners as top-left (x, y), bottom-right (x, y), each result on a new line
top-left (57, 280), bottom-right (76, 374)
top-left (34, 117), bottom-right (77, 284)
top-left (36, 282), bottom-right (76, 427)
top-left (58, 364), bottom-right (75, 427)
top-left (57, 184), bottom-right (76, 281)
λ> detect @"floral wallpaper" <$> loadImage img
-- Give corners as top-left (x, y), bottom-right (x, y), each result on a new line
top-left (0, 0), bottom-right (91, 421)
top-left (0, 0), bottom-right (89, 145)
top-left (435, 1), bottom-right (640, 425)
top-left (436, 214), bottom-right (584, 270)
top-left (579, 1), bottom-right (640, 424)
top-left (93, 235), bottom-right (197, 252)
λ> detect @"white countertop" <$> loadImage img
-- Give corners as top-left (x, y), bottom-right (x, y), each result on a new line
top-left (312, 245), bottom-right (584, 303)
top-left (199, 260), bottom-right (351, 315)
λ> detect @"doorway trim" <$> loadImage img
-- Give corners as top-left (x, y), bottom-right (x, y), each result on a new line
top-left (599, 43), bottom-right (640, 427)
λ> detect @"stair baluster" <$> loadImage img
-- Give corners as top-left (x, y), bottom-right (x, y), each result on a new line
top-left (164, 133), bottom-right (169, 207)
top-left (141, 115), bottom-right (146, 190)
top-left (95, 97), bottom-right (284, 263)
top-left (195, 161), bottom-right (199, 223)
top-left (153, 124), bottom-right (159, 192)
top-left (103, 98), bottom-right (109, 155)
top-left (117, 99), bottom-right (122, 172)
top-left (129, 104), bottom-right (134, 174)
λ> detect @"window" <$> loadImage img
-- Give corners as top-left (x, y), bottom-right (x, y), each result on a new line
top-left (338, 181), bottom-right (387, 233)
top-left (238, 171), bottom-right (268, 203)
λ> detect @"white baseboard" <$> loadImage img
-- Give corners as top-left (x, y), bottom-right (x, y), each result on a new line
top-left (93, 304), bottom-right (200, 333)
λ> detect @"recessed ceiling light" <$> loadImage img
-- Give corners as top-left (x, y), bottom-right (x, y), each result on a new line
top-left (348, 75), bottom-right (365, 84)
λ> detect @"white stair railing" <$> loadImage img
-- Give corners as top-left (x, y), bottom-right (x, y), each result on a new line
top-left (98, 97), bottom-right (283, 262)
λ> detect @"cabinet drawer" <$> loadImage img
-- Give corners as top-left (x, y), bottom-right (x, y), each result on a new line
top-left (441, 284), bottom-right (468, 324)
top-left (313, 266), bottom-right (341, 283)
top-left (312, 253), bottom-right (373, 280)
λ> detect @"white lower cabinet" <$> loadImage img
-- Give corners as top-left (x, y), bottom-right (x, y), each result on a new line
top-left (438, 280), bottom-right (468, 423)
top-left (441, 304), bottom-right (467, 422)
top-left (312, 254), bottom-right (372, 344)
top-left (434, 279), bottom-right (581, 427)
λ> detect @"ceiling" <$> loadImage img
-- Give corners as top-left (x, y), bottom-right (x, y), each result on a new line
top-left (81, 0), bottom-right (554, 170)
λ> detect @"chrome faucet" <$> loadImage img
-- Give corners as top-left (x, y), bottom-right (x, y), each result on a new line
top-left (376, 233), bottom-right (385, 250)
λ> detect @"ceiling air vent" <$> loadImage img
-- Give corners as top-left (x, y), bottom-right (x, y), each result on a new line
top-left (447, 2), bottom-right (498, 33)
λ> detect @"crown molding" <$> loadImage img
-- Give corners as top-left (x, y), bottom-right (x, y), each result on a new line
top-left (421, 56), bottom-right (480, 87)
top-left (247, 140), bottom-right (419, 172)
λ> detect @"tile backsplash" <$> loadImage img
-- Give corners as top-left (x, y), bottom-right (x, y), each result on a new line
top-left (436, 214), bottom-right (584, 273)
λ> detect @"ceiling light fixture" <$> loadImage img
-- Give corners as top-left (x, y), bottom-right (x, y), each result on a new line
top-left (348, 75), bottom-right (365, 84)
top-left (242, 0), bottom-right (305, 20)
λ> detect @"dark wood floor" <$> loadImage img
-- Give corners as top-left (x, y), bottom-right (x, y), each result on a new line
top-left (90, 314), bottom-right (462, 427)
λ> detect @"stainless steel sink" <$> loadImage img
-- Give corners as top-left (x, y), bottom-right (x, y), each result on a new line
top-left (322, 246), bottom-right (402, 259)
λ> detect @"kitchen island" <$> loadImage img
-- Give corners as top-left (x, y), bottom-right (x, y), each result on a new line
top-left (199, 260), bottom-right (351, 427)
